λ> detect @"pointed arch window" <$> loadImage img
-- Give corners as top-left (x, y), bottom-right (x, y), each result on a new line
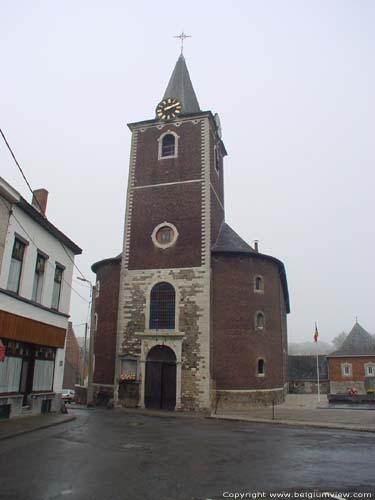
top-left (255, 312), bottom-right (265, 330)
top-left (149, 282), bottom-right (176, 330)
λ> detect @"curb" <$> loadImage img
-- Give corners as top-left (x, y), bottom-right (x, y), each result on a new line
top-left (208, 414), bottom-right (375, 433)
top-left (0, 415), bottom-right (76, 441)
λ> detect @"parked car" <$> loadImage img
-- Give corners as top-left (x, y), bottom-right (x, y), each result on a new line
top-left (62, 389), bottom-right (75, 404)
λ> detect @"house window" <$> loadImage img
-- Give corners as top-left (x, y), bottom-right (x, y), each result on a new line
top-left (341, 363), bottom-right (352, 377)
top-left (365, 364), bottom-right (375, 377)
top-left (254, 275), bottom-right (264, 293)
top-left (32, 253), bottom-right (47, 303)
top-left (149, 282), bottom-right (175, 330)
top-left (257, 359), bottom-right (265, 376)
top-left (255, 312), bottom-right (265, 330)
top-left (51, 265), bottom-right (64, 310)
top-left (7, 238), bottom-right (26, 294)
top-left (161, 134), bottom-right (175, 157)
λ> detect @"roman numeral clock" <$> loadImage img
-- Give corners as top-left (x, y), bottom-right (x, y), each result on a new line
top-left (156, 97), bottom-right (182, 120)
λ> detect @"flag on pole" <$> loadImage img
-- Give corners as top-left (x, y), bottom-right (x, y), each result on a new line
top-left (314, 323), bottom-right (319, 343)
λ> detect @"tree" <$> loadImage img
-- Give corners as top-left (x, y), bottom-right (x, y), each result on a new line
top-left (332, 331), bottom-right (347, 350)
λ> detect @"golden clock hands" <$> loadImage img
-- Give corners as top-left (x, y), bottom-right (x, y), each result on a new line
top-left (164, 103), bottom-right (180, 111)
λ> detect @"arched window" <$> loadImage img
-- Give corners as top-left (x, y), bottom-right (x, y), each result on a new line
top-left (149, 282), bottom-right (175, 330)
top-left (254, 275), bottom-right (264, 292)
top-left (161, 134), bottom-right (175, 157)
top-left (255, 312), bottom-right (265, 330)
top-left (257, 359), bottom-right (265, 376)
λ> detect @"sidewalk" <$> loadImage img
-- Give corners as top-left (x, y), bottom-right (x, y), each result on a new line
top-left (210, 394), bottom-right (375, 432)
top-left (0, 413), bottom-right (76, 441)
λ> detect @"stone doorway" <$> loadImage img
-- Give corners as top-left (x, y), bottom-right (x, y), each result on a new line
top-left (145, 345), bottom-right (176, 411)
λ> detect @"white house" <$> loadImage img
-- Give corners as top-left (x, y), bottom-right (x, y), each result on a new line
top-left (0, 177), bottom-right (82, 418)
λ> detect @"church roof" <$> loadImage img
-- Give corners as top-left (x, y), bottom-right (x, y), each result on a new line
top-left (91, 253), bottom-right (121, 273)
top-left (328, 322), bottom-right (375, 357)
top-left (212, 223), bottom-right (255, 254)
top-left (162, 54), bottom-right (201, 114)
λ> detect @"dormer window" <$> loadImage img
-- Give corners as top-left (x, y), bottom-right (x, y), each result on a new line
top-left (158, 131), bottom-right (179, 159)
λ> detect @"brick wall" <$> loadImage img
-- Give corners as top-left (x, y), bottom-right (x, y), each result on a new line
top-left (62, 323), bottom-right (80, 389)
top-left (212, 254), bottom-right (288, 394)
top-left (93, 259), bottom-right (121, 385)
top-left (328, 356), bottom-right (375, 394)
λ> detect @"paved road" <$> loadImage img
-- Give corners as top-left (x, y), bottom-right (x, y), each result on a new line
top-left (0, 408), bottom-right (374, 500)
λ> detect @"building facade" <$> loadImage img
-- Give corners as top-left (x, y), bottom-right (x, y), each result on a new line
top-left (92, 54), bottom-right (290, 411)
top-left (0, 177), bottom-right (81, 418)
top-left (328, 322), bottom-right (375, 395)
top-left (62, 322), bottom-right (81, 390)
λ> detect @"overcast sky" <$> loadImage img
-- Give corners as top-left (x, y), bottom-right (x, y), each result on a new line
top-left (1, 1), bottom-right (374, 344)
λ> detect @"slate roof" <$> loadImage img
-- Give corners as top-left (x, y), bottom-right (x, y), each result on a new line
top-left (162, 54), bottom-right (201, 115)
top-left (212, 222), bottom-right (290, 314)
top-left (328, 322), bottom-right (375, 357)
top-left (288, 355), bottom-right (328, 381)
top-left (212, 223), bottom-right (254, 254)
top-left (91, 253), bottom-right (121, 273)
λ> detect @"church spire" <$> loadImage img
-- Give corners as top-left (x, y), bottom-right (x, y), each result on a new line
top-left (162, 54), bottom-right (201, 114)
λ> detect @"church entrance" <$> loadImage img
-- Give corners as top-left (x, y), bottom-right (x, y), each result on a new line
top-left (145, 345), bottom-right (176, 411)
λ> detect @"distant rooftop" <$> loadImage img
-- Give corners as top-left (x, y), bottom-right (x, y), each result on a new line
top-left (329, 322), bottom-right (375, 356)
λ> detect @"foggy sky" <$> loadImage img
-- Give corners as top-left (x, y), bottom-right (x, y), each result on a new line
top-left (1, 0), bottom-right (374, 344)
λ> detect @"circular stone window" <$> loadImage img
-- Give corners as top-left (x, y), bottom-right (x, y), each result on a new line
top-left (151, 222), bottom-right (178, 249)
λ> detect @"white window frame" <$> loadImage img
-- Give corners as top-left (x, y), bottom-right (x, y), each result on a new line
top-left (341, 363), bottom-right (352, 377)
top-left (157, 130), bottom-right (179, 160)
top-left (7, 236), bottom-right (28, 294)
top-left (255, 311), bottom-right (265, 331)
top-left (364, 363), bottom-right (375, 377)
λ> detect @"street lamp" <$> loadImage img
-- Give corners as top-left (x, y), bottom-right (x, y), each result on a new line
top-left (77, 277), bottom-right (96, 406)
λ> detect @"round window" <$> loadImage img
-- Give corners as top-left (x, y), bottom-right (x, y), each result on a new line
top-left (152, 222), bottom-right (178, 249)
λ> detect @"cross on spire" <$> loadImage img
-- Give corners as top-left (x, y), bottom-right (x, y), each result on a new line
top-left (174, 31), bottom-right (191, 54)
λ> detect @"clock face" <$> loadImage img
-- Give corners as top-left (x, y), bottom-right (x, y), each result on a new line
top-left (156, 98), bottom-right (182, 120)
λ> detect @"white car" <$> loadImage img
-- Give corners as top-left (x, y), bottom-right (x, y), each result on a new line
top-left (62, 389), bottom-right (75, 404)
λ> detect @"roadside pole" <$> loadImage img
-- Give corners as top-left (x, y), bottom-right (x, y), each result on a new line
top-left (316, 339), bottom-right (321, 403)
top-left (87, 284), bottom-right (96, 406)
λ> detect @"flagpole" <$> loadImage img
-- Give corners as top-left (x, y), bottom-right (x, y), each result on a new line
top-left (316, 340), bottom-right (321, 403)
top-left (314, 322), bottom-right (321, 403)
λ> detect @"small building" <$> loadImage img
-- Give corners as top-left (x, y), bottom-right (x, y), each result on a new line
top-left (288, 355), bottom-right (329, 394)
top-left (327, 322), bottom-right (375, 395)
top-left (0, 177), bottom-right (82, 418)
top-left (62, 322), bottom-right (81, 390)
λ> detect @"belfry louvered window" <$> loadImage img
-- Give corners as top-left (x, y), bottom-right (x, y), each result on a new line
top-left (161, 134), bottom-right (175, 157)
top-left (149, 282), bottom-right (175, 330)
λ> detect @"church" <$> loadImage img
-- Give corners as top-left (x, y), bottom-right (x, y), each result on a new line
top-left (91, 52), bottom-right (290, 411)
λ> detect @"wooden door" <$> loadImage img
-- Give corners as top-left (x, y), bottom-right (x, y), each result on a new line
top-left (145, 346), bottom-right (177, 411)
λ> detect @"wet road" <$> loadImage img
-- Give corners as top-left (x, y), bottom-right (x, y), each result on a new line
top-left (0, 408), bottom-right (374, 500)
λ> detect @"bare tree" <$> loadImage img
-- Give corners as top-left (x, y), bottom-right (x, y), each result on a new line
top-left (332, 331), bottom-right (347, 350)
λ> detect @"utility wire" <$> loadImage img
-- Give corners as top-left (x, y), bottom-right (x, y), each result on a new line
top-left (0, 127), bottom-right (88, 281)
top-left (0, 196), bottom-right (89, 304)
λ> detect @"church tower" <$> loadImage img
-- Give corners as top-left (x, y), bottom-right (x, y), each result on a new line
top-left (115, 54), bottom-right (226, 410)
top-left (92, 51), bottom-right (291, 411)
